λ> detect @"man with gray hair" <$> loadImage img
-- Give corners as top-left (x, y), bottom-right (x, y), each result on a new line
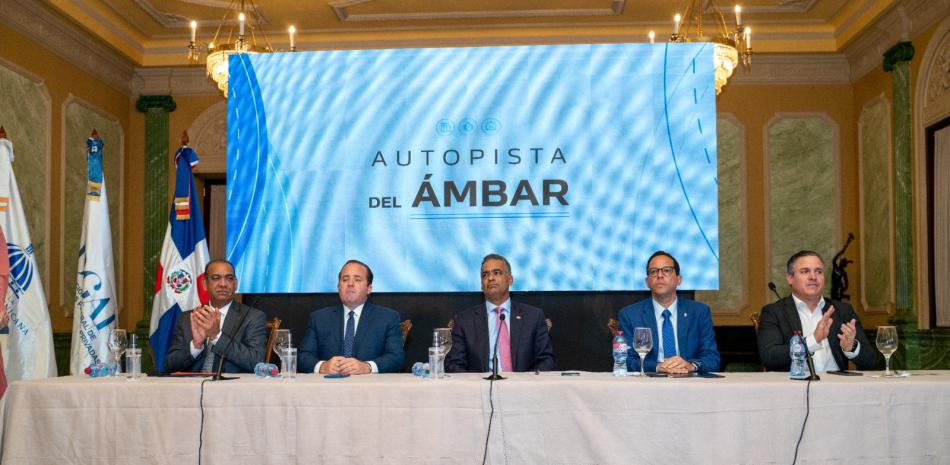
top-left (446, 253), bottom-right (557, 373)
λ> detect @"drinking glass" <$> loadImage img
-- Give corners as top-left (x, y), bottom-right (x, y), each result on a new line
top-left (273, 329), bottom-right (291, 359)
top-left (108, 329), bottom-right (127, 376)
top-left (632, 327), bottom-right (653, 377)
top-left (876, 326), bottom-right (899, 376)
top-left (433, 328), bottom-right (452, 355)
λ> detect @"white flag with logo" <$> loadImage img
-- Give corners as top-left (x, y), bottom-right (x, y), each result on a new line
top-left (0, 137), bottom-right (57, 381)
top-left (69, 132), bottom-right (117, 374)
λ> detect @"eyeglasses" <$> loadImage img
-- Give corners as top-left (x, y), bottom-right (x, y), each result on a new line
top-left (647, 266), bottom-right (676, 277)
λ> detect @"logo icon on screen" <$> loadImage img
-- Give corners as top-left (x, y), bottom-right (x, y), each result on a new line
top-left (458, 118), bottom-right (477, 134)
top-left (436, 119), bottom-right (454, 135)
top-left (481, 118), bottom-right (501, 134)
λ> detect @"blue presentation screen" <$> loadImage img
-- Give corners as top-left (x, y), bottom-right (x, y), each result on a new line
top-left (227, 43), bottom-right (719, 293)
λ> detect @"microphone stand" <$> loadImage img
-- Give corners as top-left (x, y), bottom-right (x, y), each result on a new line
top-left (211, 305), bottom-right (251, 381)
top-left (796, 332), bottom-right (820, 381)
top-left (768, 282), bottom-right (782, 301)
top-left (484, 314), bottom-right (506, 381)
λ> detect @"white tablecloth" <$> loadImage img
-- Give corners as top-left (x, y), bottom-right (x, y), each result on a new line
top-left (3, 371), bottom-right (949, 464)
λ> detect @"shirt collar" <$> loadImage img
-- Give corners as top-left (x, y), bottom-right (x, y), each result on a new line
top-left (485, 299), bottom-right (511, 315)
top-left (652, 297), bottom-right (678, 319)
top-left (343, 303), bottom-right (365, 317)
top-left (791, 294), bottom-right (825, 314)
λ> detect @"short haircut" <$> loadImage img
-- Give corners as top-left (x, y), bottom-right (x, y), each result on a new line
top-left (786, 250), bottom-right (823, 275)
top-left (646, 250), bottom-right (680, 276)
top-left (481, 253), bottom-right (512, 274)
top-left (339, 259), bottom-right (374, 284)
top-left (204, 259), bottom-right (235, 276)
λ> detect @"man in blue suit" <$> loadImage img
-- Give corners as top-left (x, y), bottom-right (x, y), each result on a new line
top-left (299, 260), bottom-right (405, 374)
top-left (617, 251), bottom-right (720, 374)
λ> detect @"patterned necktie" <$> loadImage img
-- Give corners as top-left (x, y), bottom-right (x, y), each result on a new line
top-left (495, 307), bottom-right (512, 372)
top-left (343, 310), bottom-right (356, 357)
top-left (201, 343), bottom-right (215, 372)
top-left (662, 309), bottom-right (677, 359)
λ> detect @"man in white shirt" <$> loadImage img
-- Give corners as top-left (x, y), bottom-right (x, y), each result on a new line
top-left (164, 259), bottom-right (268, 373)
top-left (758, 250), bottom-right (882, 372)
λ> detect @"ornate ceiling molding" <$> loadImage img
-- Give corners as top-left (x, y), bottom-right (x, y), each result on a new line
top-left (844, 0), bottom-right (950, 82)
top-left (330, 0), bottom-right (626, 22)
top-left (131, 67), bottom-right (218, 96)
top-left (0, 0), bottom-right (136, 95)
top-left (729, 53), bottom-right (851, 85)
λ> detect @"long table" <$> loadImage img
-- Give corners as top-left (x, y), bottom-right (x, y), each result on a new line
top-left (3, 371), bottom-right (949, 464)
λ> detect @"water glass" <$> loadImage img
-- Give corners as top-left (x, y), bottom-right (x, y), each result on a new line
top-left (428, 346), bottom-right (445, 379)
top-left (108, 329), bottom-right (127, 376)
top-left (281, 347), bottom-right (297, 380)
top-left (632, 327), bottom-right (653, 377)
top-left (125, 347), bottom-right (142, 381)
top-left (273, 329), bottom-right (291, 359)
top-left (876, 326), bottom-right (899, 376)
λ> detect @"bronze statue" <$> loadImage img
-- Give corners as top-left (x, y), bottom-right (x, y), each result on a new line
top-left (831, 233), bottom-right (855, 301)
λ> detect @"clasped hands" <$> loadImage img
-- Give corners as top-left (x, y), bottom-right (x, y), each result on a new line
top-left (811, 306), bottom-right (858, 351)
top-left (190, 304), bottom-right (222, 348)
top-left (657, 356), bottom-right (694, 374)
top-left (320, 356), bottom-right (372, 375)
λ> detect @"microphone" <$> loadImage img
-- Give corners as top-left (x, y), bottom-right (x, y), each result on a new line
top-left (795, 331), bottom-right (820, 381)
top-left (484, 313), bottom-right (506, 381)
top-left (211, 306), bottom-right (251, 381)
top-left (768, 282), bottom-right (782, 301)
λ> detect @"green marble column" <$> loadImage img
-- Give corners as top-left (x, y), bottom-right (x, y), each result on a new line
top-left (883, 42), bottom-right (915, 328)
top-left (135, 95), bottom-right (176, 370)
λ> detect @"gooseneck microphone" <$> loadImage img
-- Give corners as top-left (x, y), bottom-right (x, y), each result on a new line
top-left (484, 313), bottom-right (506, 381)
top-left (795, 332), bottom-right (820, 381)
top-left (768, 282), bottom-right (782, 301)
top-left (212, 306), bottom-right (251, 381)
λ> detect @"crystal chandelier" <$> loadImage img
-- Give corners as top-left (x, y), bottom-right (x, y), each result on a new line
top-left (659, 1), bottom-right (752, 95)
top-left (188, 0), bottom-right (295, 97)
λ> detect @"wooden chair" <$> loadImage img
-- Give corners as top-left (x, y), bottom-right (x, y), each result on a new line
top-left (607, 318), bottom-right (619, 337)
top-left (400, 319), bottom-right (412, 348)
top-left (263, 317), bottom-right (282, 364)
top-left (749, 312), bottom-right (761, 333)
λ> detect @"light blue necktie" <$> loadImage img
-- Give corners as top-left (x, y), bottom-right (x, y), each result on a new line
top-left (662, 309), bottom-right (677, 359)
top-left (343, 310), bottom-right (356, 357)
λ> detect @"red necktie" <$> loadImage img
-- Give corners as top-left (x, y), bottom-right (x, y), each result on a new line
top-left (495, 307), bottom-right (512, 372)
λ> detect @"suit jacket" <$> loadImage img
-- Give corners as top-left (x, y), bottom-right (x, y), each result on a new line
top-left (617, 297), bottom-right (720, 373)
top-left (757, 296), bottom-right (881, 371)
top-left (298, 303), bottom-right (405, 374)
top-left (445, 302), bottom-right (558, 373)
top-left (163, 301), bottom-right (268, 373)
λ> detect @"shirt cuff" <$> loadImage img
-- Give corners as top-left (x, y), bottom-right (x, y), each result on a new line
top-left (368, 361), bottom-right (379, 374)
top-left (844, 341), bottom-right (861, 358)
top-left (805, 334), bottom-right (821, 354)
top-left (190, 341), bottom-right (204, 359)
top-left (314, 360), bottom-right (324, 373)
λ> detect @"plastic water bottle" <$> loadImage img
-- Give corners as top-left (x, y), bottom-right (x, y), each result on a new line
top-left (789, 331), bottom-right (807, 379)
top-left (412, 362), bottom-right (430, 378)
top-left (254, 363), bottom-right (279, 378)
top-left (612, 330), bottom-right (629, 377)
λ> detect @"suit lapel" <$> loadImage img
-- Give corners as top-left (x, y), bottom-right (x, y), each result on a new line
top-left (475, 306), bottom-right (490, 370)
top-left (509, 303), bottom-right (524, 370)
top-left (331, 306), bottom-right (344, 353)
top-left (780, 297), bottom-right (804, 335)
top-left (353, 303), bottom-right (372, 354)
top-left (642, 303), bottom-right (659, 361)
top-left (676, 301), bottom-right (689, 355)
top-left (220, 302), bottom-right (244, 341)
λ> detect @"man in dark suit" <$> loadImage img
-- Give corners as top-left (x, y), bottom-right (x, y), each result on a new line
top-left (299, 260), bottom-right (405, 374)
top-left (446, 254), bottom-right (557, 373)
top-left (758, 250), bottom-right (881, 371)
top-left (164, 259), bottom-right (268, 373)
top-left (617, 251), bottom-right (720, 373)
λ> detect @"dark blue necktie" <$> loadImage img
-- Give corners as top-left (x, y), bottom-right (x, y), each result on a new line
top-left (662, 309), bottom-right (677, 358)
top-left (343, 310), bottom-right (355, 357)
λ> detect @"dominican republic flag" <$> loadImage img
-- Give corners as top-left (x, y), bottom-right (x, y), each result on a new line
top-left (148, 144), bottom-right (209, 373)
top-left (0, 135), bottom-right (57, 381)
top-left (69, 131), bottom-right (118, 374)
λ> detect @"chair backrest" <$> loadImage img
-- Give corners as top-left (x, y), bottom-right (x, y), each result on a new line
top-left (607, 318), bottom-right (619, 337)
top-left (264, 317), bottom-right (282, 364)
top-left (400, 319), bottom-right (412, 348)
top-left (749, 312), bottom-right (761, 333)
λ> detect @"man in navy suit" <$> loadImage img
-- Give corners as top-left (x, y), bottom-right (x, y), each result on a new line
top-left (299, 260), bottom-right (405, 374)
top-left (617, 251), bottom-right (720, 374)
top-left (164, 259), bottom-right (268, 373)
top-left (445, 254), bottom-right (557, 373)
